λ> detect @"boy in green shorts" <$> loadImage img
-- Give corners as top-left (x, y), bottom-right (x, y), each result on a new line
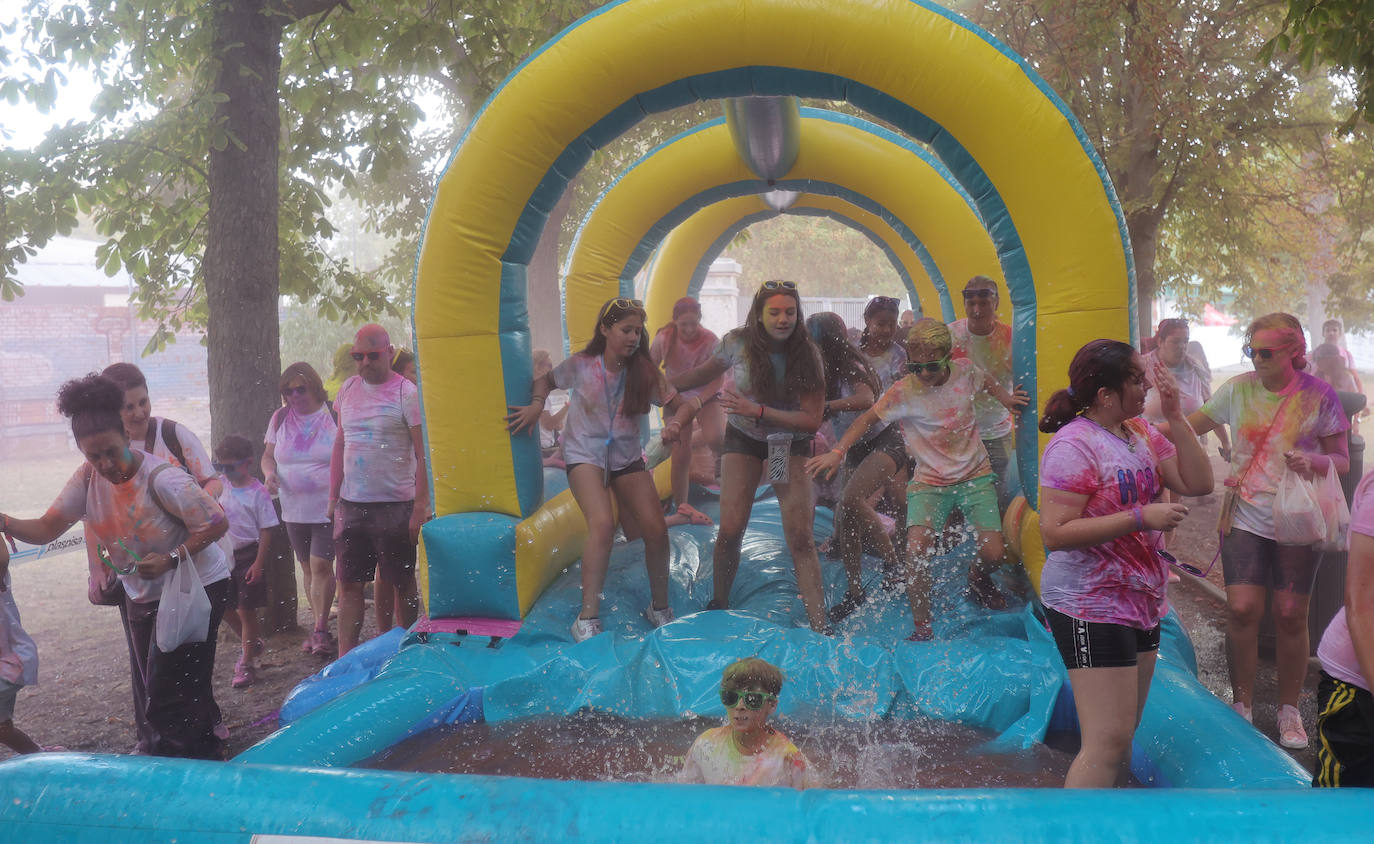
top-left (678, 657), bottom-right (821, 788)
top-left (807, 318), bottom-right (1028, 640)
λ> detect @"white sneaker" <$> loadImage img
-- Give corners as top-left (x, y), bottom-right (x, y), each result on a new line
top-left (1278, 704), bottom-right (1308, 749)
top-left (570, 616), bottom-right (603, 643)
top-left (1232, 701), bottom-right (1252, 724)
top-left (644, 605), bottom-right (675, 629)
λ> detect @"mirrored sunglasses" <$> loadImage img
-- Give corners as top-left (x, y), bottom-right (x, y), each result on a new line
top-left (351, 351), bottom-right (383, 362)
top-left (762, 280), bottom-right (798, 291)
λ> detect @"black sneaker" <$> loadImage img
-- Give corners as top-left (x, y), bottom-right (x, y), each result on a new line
top-left (826, 590), bottom-right (867, 624)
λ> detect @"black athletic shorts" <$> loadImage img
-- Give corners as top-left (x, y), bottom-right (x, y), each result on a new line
top-left (846, 423), bottom-right (909, 471)
top-left (1044, 605), bottom-right (1161, 669)
top-left (1314, 671), bottom-right (1374, 788)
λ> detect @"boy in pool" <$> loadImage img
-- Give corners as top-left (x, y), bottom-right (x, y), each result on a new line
top-left (678, 657), bottom-right (821, 788)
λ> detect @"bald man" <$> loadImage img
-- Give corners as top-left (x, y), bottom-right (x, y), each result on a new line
top-left (328, 324), bottom-right (429, 656)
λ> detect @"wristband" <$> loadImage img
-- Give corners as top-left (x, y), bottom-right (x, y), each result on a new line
top-left (757, 404), bottom-right (765, 420)
top-left (830, 447), bottom-right (845, 458)
top-left (1131, 505), bottom-right (1144, 532)
top-left (532, 394), bottom-right (547, 405)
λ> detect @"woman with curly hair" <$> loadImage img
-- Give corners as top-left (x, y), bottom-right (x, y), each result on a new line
top-left (0, 374), bottom-right (232, 758)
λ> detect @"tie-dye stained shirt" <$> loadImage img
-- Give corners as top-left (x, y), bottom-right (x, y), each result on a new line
top-left (949, 319), bottom-right (1014, 440)
top-left (1317, 471), bottom-right (1374, 691)
top-left (1141, 350), bottom-right (1210, 426)
top-left (264, 404), bottom-right (337, 523)
top-left (678, 725), bottom-right (821, 788)
top-left (52, 454), bottom-right (231, 604)
top-left (1200, 371), bottom-right (1348, 540)
top-left (651, 325), bottom-right (723, 401)
top-left (133, 418), bottom-right (218, 486)
top-left (218, 479), bottom-right (280, 551)
top-left (1039, 417), bottom-right (1178, 629)
top-left (551, 353), bottom-right (676, 471)
top-left (863, 342), bottom-right (908, 391)
top-left (873, 358), bottom-right (991, 488)
top-left (335, 373), bottom-right (422, 504)
top-left (711, 329), bottom-right (808, 442)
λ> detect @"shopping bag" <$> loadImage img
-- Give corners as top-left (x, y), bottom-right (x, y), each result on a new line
top-left (155, 556), bottom-right (211, 652)
top-left (1316, 462), bottom-right (1351, 552)
top-left (1273, 466), bottom-right (1325, 546)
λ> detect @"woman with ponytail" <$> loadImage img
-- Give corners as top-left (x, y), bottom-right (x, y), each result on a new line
top-left (1185, 312), bottom-right (1349, 749)
top-left (650, 297), bottom-right (725, 526)
top-left (508, 298), bottom-right (694, 643)
top-left (1038, 339), bottom-right (1212, 787)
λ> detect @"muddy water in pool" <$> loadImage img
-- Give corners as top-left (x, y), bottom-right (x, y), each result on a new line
top-left (365, 712), bottom-right (1084, 788)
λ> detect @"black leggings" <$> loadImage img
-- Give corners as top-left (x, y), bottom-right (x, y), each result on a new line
top-left (120, 578), bottom-right (230, 759)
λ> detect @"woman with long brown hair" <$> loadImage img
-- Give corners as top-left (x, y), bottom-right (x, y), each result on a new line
top-left (508, 298), bottom-right (694, 642)
top-left (674, 281), bottom-right (829, 632)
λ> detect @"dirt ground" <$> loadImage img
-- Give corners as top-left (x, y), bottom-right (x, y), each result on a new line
top-left (1, 451), bottom-right (1323, 775)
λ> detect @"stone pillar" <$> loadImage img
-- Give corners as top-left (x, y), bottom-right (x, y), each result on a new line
top-left (699, 257), bottom-right (742, 335)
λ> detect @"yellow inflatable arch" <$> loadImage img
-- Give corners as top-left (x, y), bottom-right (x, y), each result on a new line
top-left (642, 193), bottom-right (947, 335)
top-left (414, 0), bottom-right (1132, 619)
top-left (563, 113), bottom-right (1000, 350)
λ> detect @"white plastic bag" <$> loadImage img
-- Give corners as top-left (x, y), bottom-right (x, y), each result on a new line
top-left (155, 556), bottom-right (211, 652)
top-left (1274, 466), bottom-right (1325, 546)
top-left (1316, 462), bottom-right (1351, 551)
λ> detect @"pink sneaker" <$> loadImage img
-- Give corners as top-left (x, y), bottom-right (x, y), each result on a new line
top-left (1278, 704), bottom-right (1307, 749)
top-left (1232, 700), bottom-right (1253, 724)
top-left (232, 658), bottom-right (256, 689)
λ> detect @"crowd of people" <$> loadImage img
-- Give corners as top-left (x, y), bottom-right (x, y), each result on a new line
top-left (1, 282), bottom-right (1371, 792)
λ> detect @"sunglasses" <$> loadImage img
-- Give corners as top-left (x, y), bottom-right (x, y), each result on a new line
top-left (762, 280), bottom-right (798, 291)
top-left (1242, 345), bottom-right (1279, 361)
top-left (720, 689), bottom-right (777, 710)
top-left (282, 385), bottom-right (309, 397)
top-left (871, 295), bottom-right (900, 306)
top-left (1156, 545), bottom-right (1219, 579)
top-left (962, 289), bottom-right (996, 300)
top-left (96, 540), bottom-right (141, 576)
top-left (907, 356), bottom-right (950, 374)
top-left (212, 459), bottom-right (250, 472)
top-left (608, 297), bottom-right (643, 309)
top-left (351, 351), bottom-right (383, 362)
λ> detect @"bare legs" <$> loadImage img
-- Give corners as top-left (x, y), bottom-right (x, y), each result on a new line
top-left (712, 452), bottom-right (827, 631)
top-left (567, 464), bottom-right (672, 619)
top-left (1064, 653), bottom-right (1157, 787)
top-left (834, 452), bottom-right (901, 600)
top-left (1226, 582), bottom-right (1311, 709)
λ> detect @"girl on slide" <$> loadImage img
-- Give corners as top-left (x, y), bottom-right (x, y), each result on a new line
top-left (651, 297), bottom-right (726, 527)
top-left (507, 298), bottom-right (694, 643)
top-left (673, 281), bottom-right (829, 632)
top-left (1038, 340), bottom-right (1212, 787)
top-left (806, 319), bottom-right (1027, 639)
top-left (806, 312), bottom-right (903, 624)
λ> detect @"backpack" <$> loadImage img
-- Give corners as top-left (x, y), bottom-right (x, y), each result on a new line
top-left (145, 418), bottom-right (189, 476)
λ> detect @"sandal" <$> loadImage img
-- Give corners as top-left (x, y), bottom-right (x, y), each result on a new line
top-left (675, 503), bottom-right (713, 526)
top-left (967, 571), bottom-right (1008, 610)
top-left (827, 590), bottom-right (867, 624)
top-left (232, 658), bottom-right (256, 689)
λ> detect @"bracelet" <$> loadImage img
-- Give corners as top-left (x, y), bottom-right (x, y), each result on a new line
top-left (757, 404), bottom-right (765, 420)
top-left (532, 394), bottom-right (547, 405)
top-left (830, 447), bottom-right (845, 458)
top-left (1131, 505), bottom-right (1144, 532)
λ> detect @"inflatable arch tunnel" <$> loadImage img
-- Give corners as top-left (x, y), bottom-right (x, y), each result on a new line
top-left (416, 0), bottom-right (1138, 621)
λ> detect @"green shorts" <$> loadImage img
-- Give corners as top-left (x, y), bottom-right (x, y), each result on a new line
top-left (907, 473), bottom-right (1001, 532)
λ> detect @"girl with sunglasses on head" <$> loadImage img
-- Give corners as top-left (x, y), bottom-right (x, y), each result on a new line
top-left (806, 312), bottom-right (906, 623)
top-left (508, 298), bottom-right (694, 643)
top-left (650, 297), bottom-right (726, 527)
top-left (1037, 339), bottom-right (1212, 787)
top-left (1186, 313), bottom-right (1349, 749)
top-left (807, 318), bottom-right (1028, 639)
top-left (672, 280), bottom-right (829, 632)
top-left (262, 362), bottom-right (339, 657)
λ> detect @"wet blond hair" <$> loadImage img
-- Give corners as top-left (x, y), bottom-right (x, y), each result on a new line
top-left (905, 317), bottom-right (953, 359)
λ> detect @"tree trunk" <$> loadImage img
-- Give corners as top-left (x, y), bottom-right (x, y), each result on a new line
top-left (528, 190), bottom-right (573, 359)
top-left (204, 0), bottom-right (293, 631)
top-left (204, 0), bottom-right (283, 453)
top-left (1127, 208), bottom-right (1162, 341)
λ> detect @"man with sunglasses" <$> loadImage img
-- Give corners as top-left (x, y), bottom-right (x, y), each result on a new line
top-left (948, 276), bottom-right (1021, 511)
top-left (678, 657), bottom-right (821, 788)
top-left (328, 324), bottom-right (429, 656)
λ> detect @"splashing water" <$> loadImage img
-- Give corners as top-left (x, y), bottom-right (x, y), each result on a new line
top-left (364, 711), bottom-right (1096, 788)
